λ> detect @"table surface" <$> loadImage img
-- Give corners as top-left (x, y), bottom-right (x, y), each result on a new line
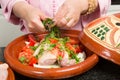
top-left (0, 47), bottom-right (120, 80)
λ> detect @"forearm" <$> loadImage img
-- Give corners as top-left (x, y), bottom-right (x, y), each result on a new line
top-left (78, 0), bottom-right (89, 14)
top-left (12, 1), bottom-right (33, 20)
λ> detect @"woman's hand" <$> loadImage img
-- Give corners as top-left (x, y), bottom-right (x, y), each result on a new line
top-left (54, 0), bottom-right (89, 28)
top-left (13, 1), bottom-right (48, 33)
top-left (23, 6), bottom-right (48, 33)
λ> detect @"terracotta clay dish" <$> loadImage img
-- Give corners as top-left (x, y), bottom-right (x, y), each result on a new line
top-left (4, 29), bottom-right (99, 79)
top-left (0, 62), bottom-right (15, 80)
top-left (79, 13), bottom-right (120, 65)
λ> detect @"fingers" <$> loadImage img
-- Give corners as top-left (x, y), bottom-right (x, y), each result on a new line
top-left (27, 17), bottom-right (46, 33)
top-left (40, 12), bottom-right (49, 21)
top-left (66, 19), bottom-right (75, 27)
top-left (55, 11), bottom-right (79, 28)
top-left (54, 0), bottom-right (82, 28)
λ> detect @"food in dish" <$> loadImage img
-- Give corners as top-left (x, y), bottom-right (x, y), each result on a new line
top-left (4, 18), bottom-right (99, 79)
top-left (18, 27), bottom-right (86, 68)
top-left (0, 63), bottom-right (8, 80)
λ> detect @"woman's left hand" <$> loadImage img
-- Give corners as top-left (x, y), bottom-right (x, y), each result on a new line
top-left (54, 0), bottom-right (88, 28)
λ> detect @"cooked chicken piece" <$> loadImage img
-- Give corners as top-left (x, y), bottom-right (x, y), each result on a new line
top-left (59, 51), bottom-right (76, 67)
top-left (38, 51), bottom-right (57, 65)
top-left (59, 52), bottom-right (86, 67)
top-left (77, 52), bottom-right (86, 62)
top-left (0, 63), bottom-right (8, 80)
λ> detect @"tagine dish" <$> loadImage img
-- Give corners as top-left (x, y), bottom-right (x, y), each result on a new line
top-left (4, 28), bottom-right (99, 79)
top-left (79, 13), bottom-right (120, 65)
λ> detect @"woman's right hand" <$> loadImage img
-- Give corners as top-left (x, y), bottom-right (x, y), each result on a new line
top-left (13, 1), bottom-right (48, 33)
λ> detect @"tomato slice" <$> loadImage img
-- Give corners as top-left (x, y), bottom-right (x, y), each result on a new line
top-left (49, 38), bottom-right (58, 44)
top-left (28, 57), bottom-right (38, 66)
top-left (65, 42), bottom-right (76, 53)
top-left (22, 45), bottom-right (29, 51)
top-left (74, 45), bottom-right (82, 53)
top-left (19, 45), bottom-right (34, 63)
top-left (18, 51), bottom-right (32, 63)
top-left (22, 46), bottom-right (34, 54)
top-left (66, 42), bottom-right (82, 53)
top-left (37, 35), bottom-right (45, 41)
top-left (28, 34), bottom-right (37, 46)
top-left (69, 38), bottom-right (79, 44)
